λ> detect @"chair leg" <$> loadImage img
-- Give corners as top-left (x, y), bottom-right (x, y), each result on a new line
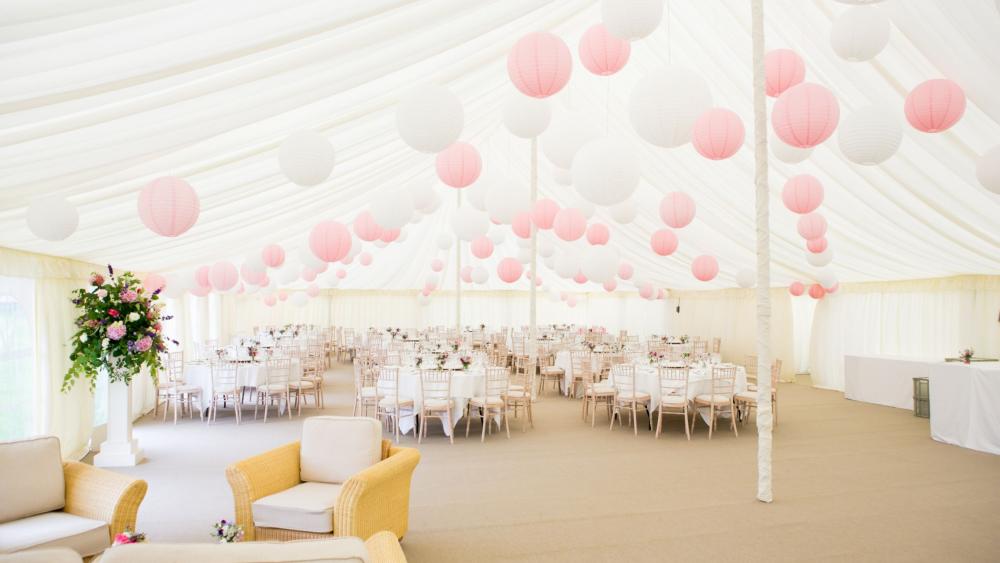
top-left (263, 395), bottom-right (269, 423)
top-left (465, 405), bottom-right (472, 438)
top-left (708, 405), bottom-right (715, 440)
top-left (683, 407), bottom-right (691, 440)
top-left (655, 408), bottom-right (663, 439)
top-left (632, 403), bottom-right (638, 436)
top-left (481, 408), bottom-right (487, 442)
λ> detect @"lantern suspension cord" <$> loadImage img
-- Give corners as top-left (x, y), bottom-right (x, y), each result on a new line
top-left (751, 0), bottom-right (774, 504)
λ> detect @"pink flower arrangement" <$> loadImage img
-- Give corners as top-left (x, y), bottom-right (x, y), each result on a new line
top-left (120, 289), bottom-right (139, 303)
top-left (108, 308), bottom-right (120, 318)
top-left (107, 321), bottom-right (127, 341)
top-left (135, 336), bottom-right (153, 352)
top-left (113, 529), bottom-right (146, 545)
top-left (90, 273), bottom-right (104, 286)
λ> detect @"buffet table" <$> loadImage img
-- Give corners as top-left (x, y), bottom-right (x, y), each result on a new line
top-left (843, 354), bottom-right (935, 410)
top-left (928, 362), bottom-right (1000, 455)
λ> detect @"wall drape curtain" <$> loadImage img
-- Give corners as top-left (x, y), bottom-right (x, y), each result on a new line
top-left (808, 276), bottom-right (1000, 391)
top-left (668, 288), bottom-right (795, 380)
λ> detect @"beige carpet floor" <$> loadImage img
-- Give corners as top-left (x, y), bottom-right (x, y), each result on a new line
top-left (103, 364), bottom-right (1000, 562)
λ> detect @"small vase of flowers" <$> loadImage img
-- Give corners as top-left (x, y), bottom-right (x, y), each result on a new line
top-left (113, 529), bottom-right (146, 546)
top-left (960, 348), bottom-right (974, 364)
top-left (212, 519), bottom-right (244, 543)
top-left (459, 355), bottom-right (472, 370)
top-left (648, 351), bottom-right (664, 365)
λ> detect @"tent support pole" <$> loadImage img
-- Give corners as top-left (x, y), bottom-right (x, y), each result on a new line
top-left (752, 0), bottom-right (774, 503)
top-left (456, 190), bottom-right (462, 334)
top-left (529, 137), bottom-right (538, 372)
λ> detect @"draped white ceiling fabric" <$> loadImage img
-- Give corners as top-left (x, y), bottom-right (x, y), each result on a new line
top-left (1, 0), bottom-right (998, 293)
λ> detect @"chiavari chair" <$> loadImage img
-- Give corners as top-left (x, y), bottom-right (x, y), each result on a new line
top-left (656, 366), bottom-right (691, 440)
top-left (376, 366), bottom-right (413, 442)
top-left (208, 361), bottom-right (241, 425)
top-left (692, 365), bottom-right (738, 439)
top-left (465, 366), bottom-right (511, 441)
top-left (609, 364), bottom-right (651, 435)
top-left (418, 370), bottom-right (454, 444)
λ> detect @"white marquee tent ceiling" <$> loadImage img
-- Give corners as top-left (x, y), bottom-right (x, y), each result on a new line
top-left (1, 0), bottom-right (998, 294)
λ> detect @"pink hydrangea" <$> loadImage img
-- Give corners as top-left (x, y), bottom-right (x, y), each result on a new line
top-left (107, 321), bottom-right (126, 341)
top-left (135, 336), bottom-right (153, 352)
top-left (120, 289), bottom-right (139, 303)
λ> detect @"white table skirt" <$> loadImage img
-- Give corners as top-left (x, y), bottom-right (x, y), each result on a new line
top-left (928, 362), bottom-right (1000, 455)
top-left (843, 354), bottom-right (934, 410)
top-left (394, 368), bottom-right (485, 437)
top-left (608, 364), bottom-right (748, 422)
top-left (184, 359), bottom-right (302, 409)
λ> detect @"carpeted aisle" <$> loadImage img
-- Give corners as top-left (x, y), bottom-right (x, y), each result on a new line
top-left (105, 365), bottom-right (1000, 562)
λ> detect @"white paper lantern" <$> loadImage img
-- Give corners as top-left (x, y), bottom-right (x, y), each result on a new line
top-left (297, 248), bottom-right (326, 271)
top-left (26, 196), bottom-right (78, 241)
top-left (770, 133), bottom-right (813, 164)
top-left (425, 273), bottom-right (440, 289)
top-left (278, 131), bottom-right (335, 187)
top-left (396, 84), bottom-right (464, 153)
top-left (503, 95), bottom-right (552, 138)
top-left (488, 229), bottom-right (506, 245)
top-left (582, 246), bottom-right (619, 284)
top-left (160, 273), bottom-right (183, 298)
top-left (806, 247), bottom-right (834, 267)
top-left (471, 265), bottom-right (489, 284)
top-left (417, 293), bottom-right (432, 306)
top-left (290, 292), bottom-right (309, 307)
top-left (465, 177), bottom-right (489, 212)
top-left (571, 138), bottom-right (640, 206)
top-left (323, 273), bottom-right (340, 288)
top-left (975, 145), bottom-right (1000, 194)
top-left (452, 206), bottom-right (490, 241)
top-left (609, 200), bottom-right (638, 224)
top-left (409, 179), bottom-right (436, 212)
top-left (409, 211), bottom-right (423, 225)
top-left (541, 111), bottom-right (601, 169)
top-left (543, 255), bottom-right (556, 270)
top-left (552, 166), bottom-right (573, 186)
top-left (517, 247), bottom-right (532, 264)
top-left (830, 6), bottom-right (890, 62)
top-left (816, 268), bottom-right (838, 290)
top-left (538, 239), bottom-right (555, 258)
top-left (554, 253), bottom-right (580, 279)
top-left (838, 105), bottom-right (902, 165)
top-left (370, 187), bottom-right (414, 229)
top-left (422, 190), bottom-right (443, 214)
top-left (436, 232), bottom-right (454, 250)
top-left (736, 268), bottom-right (756, 288)
top-left (629, 66), bottom-right (713, 148)
top-left (485, 179), bottom-right (530, 224)
top-left (396, 229), bottom-right (409, 243)
top-left (601, 0), bottom-right (664, 40)
top-left (516, 236), bottom-right (532, 249)
top-left (278, 264), bottom-right (300, 284)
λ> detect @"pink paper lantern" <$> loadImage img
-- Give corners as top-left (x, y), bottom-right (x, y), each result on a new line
top-left (573, 271), bottom-right (588, 284)
top-left (341, 254), bottom-right (353, 265)
top-left (261, 244), bottom-right (285, 268)
top-left (691, 255), bottom-right (719, 282)
top-left (260, 274), bottom-right (271, 287)
top-left (771, 83), bottom-right (840, 148)
top-left (306, 283), bottom-right (320, 298)
top-left (301, 267), bottom-right (317, 282)
top-left (436, 142), bottom-right (482, 188)
top-left (421, 288), bottom-right (432, 297)
top-left (240, 264), bottom-right (265, 285)
top-left (379, 228), bottom-right (401, 244)
top-left (586, 223), bottom-right (610, 246)
top-left (430, 258), bottom-right (445, 272)
top-left (424, 281), bottom-right (437, 293)
top-left (806, 237), bottom-right (828, 254)
top-left (263, 294), bottom-right (277, 307)
top-left (533, 274), bottom-right (543, 287)
top-left (825, 282), bottom-right (840, 294)
top-left (195, 265), bottom-right (210, 288)
top-left (507, 32), bottom-right (572, 98)
top-left (656, 288), bottom-right (666, 300)
top-left (497, 257), bottom-right (523, 283)
top-left (789, 281), bottom-right (805, 296)
top-left (236, 283), bottom-right (245, 295)
top-left (137, 177), bottom-right (200, 237)
top-left (359, 252), bottom-right (373, 266)
top-left (190, 284), bottom-right (211, 297)
top-left (142, 273), bottom-right (166, 294)
top-left (471, 236), bottom-right (494, 259)
top-left (650, 229), bottom-right (679, 256)
top-left (512, 211), bottom-right (534, 239)
top-left (531, 198), bottom-right (561, 230)
top-left (560, 292), bottom-right (568, 301)
top-left (566, 295), bottom-right (578, 308)
top-left (314, 262), bottom-right (329, 274)
top-left (578, 24), bottom-right (630, 76)
top-left (618, 262), bottom-right (634, 280)
top-left (603, 279), bottom-right (617, 292)
top-left (335, 268), bottom-right (347, 279)
top-left (808, 283), bottom-right (826, 300)
top-left (764, 49), bottom-right (806, 98)
top-left (782, 175), bottom-right (824, 215)
top-left (309, 221), bottom-right (352, 262)
top-left (638, 283), bottom-right (654, 300)
top-left (904, 79), bottom-right (966, 133)
top-left (278, 290), bottom-right (288, 301)
top-left (659, 192), bottom-right (696, 228)
top-left (692, 108), bottom-right (745, 160)
top-left (209, 261), bottom-right (239, 291)
top-left (797, 213), bottom-right (827, 240)
top-left (353, 211), bottom-right (383, 242)
top-left (553, 208), bottom-right (587, 241)
top-left (460, 265), bottom-right (473, 283)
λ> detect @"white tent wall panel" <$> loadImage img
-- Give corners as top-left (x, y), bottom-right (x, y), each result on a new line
top-left (808, 276), bottom-right (1000, 391)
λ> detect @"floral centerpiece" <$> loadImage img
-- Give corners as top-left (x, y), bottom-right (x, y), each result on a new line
top-left (211, 519), bottom-right (244, 543)
top-left (648, 351), bottom-right (664, 364)
top-left (959, 347), bottom-right (974, 364)
top-left (459, 355), bottom-right (472, 370)
top-left (679, 334), bottom-right (689, 344)
top-left (64, 266), bottom-right (174, 391)
top-left (113, 529), bottom-right (146, 546)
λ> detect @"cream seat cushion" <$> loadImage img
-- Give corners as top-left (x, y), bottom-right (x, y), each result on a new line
top-left (377, 396), bottom-right (413, 408)
top-left (470, 396), bottom-right (504, 407)
top-left (0, 436), bottom-right (65, 523)
top-left (540, 366), bottom-right (564, 375)
top-left (252, 482), bottom-right (342, 534)
top-left (0, 548), bottom-right (81, 563)
top-left (659, 394), bottom-right (688, 406)
top-left (616, 392), bottom-right (651, 401)
top-left (735, 391), bottom-right (758, 402)
top-left (423, 398), bottom-right (453, 410)
top-left (695, 393), bottom-right (733, 406)
top-left (93, 538), bottom-right (371, 563)
top-left (359, 387), bottom-right (377, 398)
top-left (0, 512), bottom-right (108, 556)
top-left (300, 416), bottom-right (382, 484)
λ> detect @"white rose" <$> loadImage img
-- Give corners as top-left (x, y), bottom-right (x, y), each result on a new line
top-left (96, 289), bottom-right (108, 298)
top-left (102, 338), bottom-right (109, 349)
top-left (128, 312), bottom-right (140, 322)
top-left (79, 333), bottom-right (88, 343)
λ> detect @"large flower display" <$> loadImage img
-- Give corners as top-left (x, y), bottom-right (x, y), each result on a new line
top-left (63, 265), bottom-right (176, 391)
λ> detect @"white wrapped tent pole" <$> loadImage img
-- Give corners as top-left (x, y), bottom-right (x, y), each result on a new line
top-left (455, 190), bottom-right (462, 333)
top-left (752, 0), bottom-right (774, 503)
top-left (529, 138), bottom-right (538, 370)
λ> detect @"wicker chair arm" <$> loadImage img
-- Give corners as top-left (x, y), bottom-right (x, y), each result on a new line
top-left (335, 442), bottom-right (420, 540)
top-left (225, 441), bottom-right (301, 541)
top-left (62, 461), bottom-right (147, 540)
top-left (365, 530), bottom-right (408, 563)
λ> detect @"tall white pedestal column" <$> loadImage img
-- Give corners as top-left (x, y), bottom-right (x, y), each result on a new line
top-left (93, 379), bottom-right (143, 467)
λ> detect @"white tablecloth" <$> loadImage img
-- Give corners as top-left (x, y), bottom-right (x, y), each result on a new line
top-left (184, 359), bottom-right (302, 409)
top-left (395, 367), bottom-right (485, 437)
top-left (928, 362), bottom-right (1000, 455)
top-left (607, 364), bottom-right (748, 422)
top-left (844, 354), bottom-right (934, 410)
top-left (553, 350), bottom-right (605, 396)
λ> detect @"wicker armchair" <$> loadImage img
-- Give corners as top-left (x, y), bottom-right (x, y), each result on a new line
top-left (226, 438), bottom-right (420, 542)
top-left (63, 461), bottom-right (148, 540)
